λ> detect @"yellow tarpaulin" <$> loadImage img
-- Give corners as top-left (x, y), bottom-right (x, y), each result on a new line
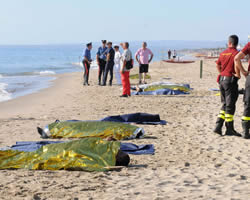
top-left (143, 85), bottom-right (190, 92)
top-left (0, 138), bottom-right (120, 171)
top-left (45, 121), bottom-right (143, 140)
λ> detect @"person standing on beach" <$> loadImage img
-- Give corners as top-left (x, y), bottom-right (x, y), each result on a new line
top-left (168, 49), bottom-right (172, 59)
top-left (235, 42), bottom-right (250, 139)
top-left (135, 42), bottom-right (154, 84)
top-left (82, 42), bottom-right (92, 86)
top-left (114, 45), bottom-right (122, 85)
top-left (120, 42), bottom-right (132, 97)
top-left (96, 40), bottom-right (108, 85)
top-left (173, 50), bottom-right (177, 59)
top-left (213, 35), bottom-right (241, 137)
top-left (102, 42), bottom-right (115, 86)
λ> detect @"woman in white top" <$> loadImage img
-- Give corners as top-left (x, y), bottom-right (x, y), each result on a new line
top-left (114, 45), bottom-right (122, 85)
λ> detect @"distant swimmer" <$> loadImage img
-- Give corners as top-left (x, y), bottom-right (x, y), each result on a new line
top-left (135, 42), bottom-right (154, 84)
top-left (235, 42), bottom-right (250, 139)
top-left (82, 42), bottom-right (92, 86)
top-left (214, 35), bottom-right (241, 137)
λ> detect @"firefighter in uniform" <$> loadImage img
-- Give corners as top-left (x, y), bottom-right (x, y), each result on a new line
top-left (235, 42), bottom-right (250, 139)
top-left (214, 35), bottom-right (241, 137)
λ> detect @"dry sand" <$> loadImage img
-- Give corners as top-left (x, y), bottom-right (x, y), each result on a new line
top-left (0, 60), bottom-right (250, 200)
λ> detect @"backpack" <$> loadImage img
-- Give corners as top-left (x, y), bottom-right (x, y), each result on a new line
top-left (126, 59), bottom-right (134, 70)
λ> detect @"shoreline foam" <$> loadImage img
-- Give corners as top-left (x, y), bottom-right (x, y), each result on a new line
top-left (0, 74), bottom-right (56, 103)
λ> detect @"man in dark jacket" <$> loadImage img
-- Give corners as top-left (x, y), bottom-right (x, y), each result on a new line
top-left (102, 42), bottom-right (115, 86)
top-left (96, 40), bottom-right (108, 85)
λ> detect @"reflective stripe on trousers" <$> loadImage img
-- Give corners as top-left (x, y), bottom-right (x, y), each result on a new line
top-left (242, 116), bottom-right (250, 121)
top-left (225, 113), bottom-right (234, 122)
top-left (218, 110), bottom-right (225, 120)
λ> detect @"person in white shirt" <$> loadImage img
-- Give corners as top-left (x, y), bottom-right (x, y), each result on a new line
top-left (114, 45), bottom-right (122, 85)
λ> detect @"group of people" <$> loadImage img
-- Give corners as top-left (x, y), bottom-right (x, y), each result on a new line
top-left (82, 40), bottom-right (154, 97)
top-left (214, 35), bottom-right (250, 139)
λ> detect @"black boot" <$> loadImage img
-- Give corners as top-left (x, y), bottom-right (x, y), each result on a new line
top-left (213, 118), bottom-right (224, 135)
top-left (241, 120), bottom-right (250, 139)
top-left (225, 121), bottom-right (241, 137)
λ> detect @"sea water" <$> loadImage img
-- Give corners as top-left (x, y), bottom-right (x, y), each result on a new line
top-left (0, 41), bottom-right (226, 102)
top-left (0, 45), bottom-right (84, 102)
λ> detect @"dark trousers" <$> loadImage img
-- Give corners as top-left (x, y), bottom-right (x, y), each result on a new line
top-left (103, 61), bottom-right (114, 85)
top-left (243, 76), bottom-right (250, 119)
top-left (82, 60), bottom-right (90, 84)
top-left (219, 77), bottom-right (238, 119)
top-left (168, 53), bottom-right (171, 59)
top-left (98, 59), bottom-right (106, 83)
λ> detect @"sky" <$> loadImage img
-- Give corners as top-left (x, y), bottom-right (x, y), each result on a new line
top-left (0, 0), bottom-right (249, 45)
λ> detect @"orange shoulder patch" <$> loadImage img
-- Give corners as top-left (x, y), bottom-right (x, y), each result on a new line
top-left (221, 53), bottom-right (232, 56)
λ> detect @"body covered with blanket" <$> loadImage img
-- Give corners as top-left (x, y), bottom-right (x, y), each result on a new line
top-left (132, 81), bottom-right (191, 95)
top-left (0, 138), bottom-right (125, 171)
top-left (39, 121), bottom-right (144, 140)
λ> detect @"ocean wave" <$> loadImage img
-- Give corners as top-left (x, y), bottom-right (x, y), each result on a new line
top-left (71, 62), bottom-right (82, 67)
top-left (0, 71), bottom-right (56, 77)
top-left (0, 82), bottom-right (11, 102)
top-left (91, 60), bottom-right (98, 69)
top-left (39, 70), bottom-right (56, 75)
top-left (71, 60), bottom-right (98, 70)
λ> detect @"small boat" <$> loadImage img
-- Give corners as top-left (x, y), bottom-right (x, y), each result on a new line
top-left (162, 60), bottom-right (195, 64)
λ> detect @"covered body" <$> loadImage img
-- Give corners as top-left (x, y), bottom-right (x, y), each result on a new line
top-left (44, 121), bottom-right (144, 140)
top-left (132, 82), bottom-right (191, 95)
top-left (0, 138), bottom-right (120, 171)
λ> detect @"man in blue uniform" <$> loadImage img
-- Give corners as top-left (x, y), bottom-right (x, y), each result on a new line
top-left (102, 42), bottom-right (115, 86)
top-left (96, 40), bottom-right (108, 85)
top-left (82, 42), bottom-right (92, 86)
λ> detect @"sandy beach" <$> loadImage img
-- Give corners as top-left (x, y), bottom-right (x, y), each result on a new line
top-left (1, 60), bottom-right (250, 200)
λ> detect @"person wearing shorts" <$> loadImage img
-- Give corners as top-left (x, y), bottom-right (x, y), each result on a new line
top-left (135, 42), bottom-right (154, 84)
top-left (139, 64), bottom-right (149, 74)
